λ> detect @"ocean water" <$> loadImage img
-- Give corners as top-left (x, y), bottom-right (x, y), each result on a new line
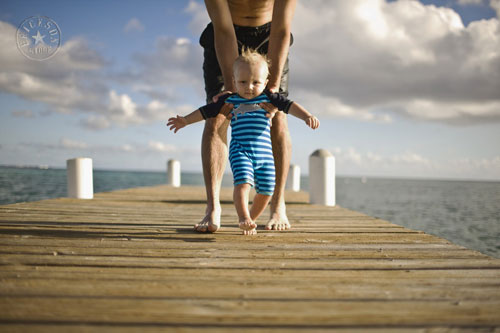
top-left (334, 177), bottom-right (500, 259)
top-left (1, 166), bottom-right (499, 258)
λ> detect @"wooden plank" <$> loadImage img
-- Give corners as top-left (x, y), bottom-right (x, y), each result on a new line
top-left (1, 297), bottom-right (499, 327)
top-left (0, 185), bottom-right (499, 331)
top-left (0, 325), bottom-right (450, 333)
top-left (1, 275), bottom-right (499, 301)
top-left (0, 244), bottom-right (487, 259)
top-left (2, 254), bottom-right (499, 271)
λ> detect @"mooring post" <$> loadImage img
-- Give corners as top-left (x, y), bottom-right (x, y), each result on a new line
top-left (66, 157), bottom-right (93, 199)
top-left (167, 159), bottom-right (181, 187)
top-left (286, 164), bottom-right (301, 192)
top-left (309, 149), bottom-right (335, 206)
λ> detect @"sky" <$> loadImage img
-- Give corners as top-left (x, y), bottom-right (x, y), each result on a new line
top-left (0, 0), bottom-right (499, 181)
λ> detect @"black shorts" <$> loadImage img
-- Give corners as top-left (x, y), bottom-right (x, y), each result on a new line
top-left (199, 22), bottom-right (293, 104)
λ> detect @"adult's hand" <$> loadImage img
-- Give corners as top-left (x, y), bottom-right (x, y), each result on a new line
top-left (260, 102), bottom-right (279, 124)
top-left (211, 91), bottom-right (234, 120)
top-left (212, 90), bottom-right (232, 103)
top-left (221, 102), bottom-right (234, 120)
top-left (261, 86), bottom-right (279, 123)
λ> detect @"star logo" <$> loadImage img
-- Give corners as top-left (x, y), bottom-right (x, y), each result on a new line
top-left (16, 16), bottom-right (61, 61)
top-left (32, 30), bottom-right (46, 45)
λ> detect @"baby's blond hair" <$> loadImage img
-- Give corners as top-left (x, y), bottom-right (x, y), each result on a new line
top-left (233, 48), bottom-right (270, 77)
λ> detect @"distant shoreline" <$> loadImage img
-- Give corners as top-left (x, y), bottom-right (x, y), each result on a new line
top-left (1, 165), bottom-right (499, 183)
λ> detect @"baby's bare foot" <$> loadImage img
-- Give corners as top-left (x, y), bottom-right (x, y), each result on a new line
top-left (239, 218), bottom-right (257, 235)
top-left (242, 228), bottom-right (257, 235)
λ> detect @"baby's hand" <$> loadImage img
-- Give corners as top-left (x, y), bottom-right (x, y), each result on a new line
top-left (167, 116), bottom-right (187, 133)
top-left (305, 116), bottom-right (320, 129)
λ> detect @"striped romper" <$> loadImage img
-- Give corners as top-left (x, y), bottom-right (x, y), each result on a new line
top-left (199, 91), bottom-right (294, 196)
top-left (227, 93), bottom-right (275, 195)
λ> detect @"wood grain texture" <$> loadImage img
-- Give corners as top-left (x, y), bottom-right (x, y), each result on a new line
top-left (0, 185), bottom-right (499, 332)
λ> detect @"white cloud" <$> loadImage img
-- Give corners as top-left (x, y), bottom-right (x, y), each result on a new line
top-left (434, 156), bottom-right (500, 180)
top-left (3, 0), bottom-right (499, 134)
top-left (450, 156), bottom-right (500, 175)
top-left (60, 138), bottom-right (89, 149)
top-left (147, 141), bottom-right (177, 153)
top-left (390, 152), bottom-right (431, 167)
top-left (290, 0), bottom-right (500, 125)
top-left (130, 36), bottom-right (203, 89)
top-left (0, 21), bottom-right (108, 115)
top-left (0, 22), bottom-right (105, 74)
top-left (332, 147), bottom-right (431, 170)
top-left (108, 90), bottom-right (137, 118)
top-left (294, 89), bottom-right (393, 123)
top-left (130, 84), bottom-right (178, 101)
top-left (458, 0), bottom-right (484, 5)
top-left (11, 110), bottom-right (35, 118)
top-left (0, 71), bottom-right (102, 114)
top-left (79, 91), bottom-right (190, 130)
top-left (80, 115), bottom-right (111, 130)
top-left (491, 0), bottom-right (500, 17)
top-left (326, 146), bottom-right (500, 180)
top-left (19, 138), bottom-right (182, 155)
top-left (184, 0), bottom-right (210, 35)
top-left (121, 144), bottom-right (134, 152)
top-left (108, 34), bottom-right (205, 118)
top-left (399, 99), bottom-right (500, 124)
top-left (55, 37), bottom-right (107, 71)
top-left (1, 20), bottom-right (200, 130)
top-left (124, 18), bottom-right (145, 33)
top-left (344, 147), bottom-right (363, 165)
top-left (16, 137), bottom-right (89, 151)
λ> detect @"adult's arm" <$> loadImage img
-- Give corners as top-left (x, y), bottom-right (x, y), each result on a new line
top-left (204, 0), bottom-right (239, 93)
top-left (267, 0), bottom-right (297, 92)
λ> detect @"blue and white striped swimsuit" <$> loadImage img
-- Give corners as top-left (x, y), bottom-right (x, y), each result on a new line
top-left (227, 93), bottom-right (275, 195)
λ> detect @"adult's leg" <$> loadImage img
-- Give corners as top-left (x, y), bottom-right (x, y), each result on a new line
top-left (234, 183), bottom-right (257, 235)
top-left (266, 111), bottom-right (292, 230)
top-left (195, 113), bottom-right (230, 232)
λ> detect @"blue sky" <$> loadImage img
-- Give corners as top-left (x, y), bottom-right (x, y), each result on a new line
top-left (1, 0), bottom-right (499, 180)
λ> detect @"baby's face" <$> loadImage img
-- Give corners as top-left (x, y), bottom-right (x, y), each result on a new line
top-left (233, 62), bottom-right (268, 99)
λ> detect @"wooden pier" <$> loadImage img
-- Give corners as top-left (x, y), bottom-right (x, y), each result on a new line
top-left (0, 185), bottom-right (499, 332)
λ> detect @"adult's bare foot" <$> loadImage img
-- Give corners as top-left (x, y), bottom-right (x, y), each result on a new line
top-left (265, 206), bottom-right (291, 231)
top-left (194, 206), bottom-right (221, 233)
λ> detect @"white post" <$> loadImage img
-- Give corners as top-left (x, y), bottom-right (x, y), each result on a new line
top-left (167, 159), bottom-right (181, 187)
top-left (286, 164), bottom-right (301, 192)
top-left (309, 149), bottom-right (335, 206)
top-left (66, 158), bottom-right (93, 199)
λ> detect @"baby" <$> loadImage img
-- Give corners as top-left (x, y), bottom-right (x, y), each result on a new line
top-left (167, 48), bottom-right (319, 235)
